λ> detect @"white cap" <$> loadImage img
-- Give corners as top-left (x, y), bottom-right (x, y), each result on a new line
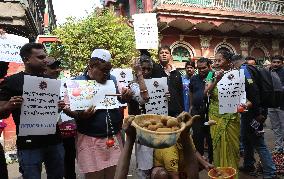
top-left (91, 49), bottom-right (111, 62)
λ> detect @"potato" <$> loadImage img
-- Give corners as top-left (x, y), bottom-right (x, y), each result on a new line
top-left (156, 122), bottom-right (164, 128)
top-left (160, 116), bottom-right (168, 125)
top-left (142, 121), bottom-right (152, 127)
top-left (171, 126), bottom-right (180, 131)
top-left (156, 128), bottom-right (172, 132)
top-left (167, 118), bottom-right (179, 128)
top-left (149, 119), bottom-right (158, 125)
top-left (148, 125), bottom-right (157, 131)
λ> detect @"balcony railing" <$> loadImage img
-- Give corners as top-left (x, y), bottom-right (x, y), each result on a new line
top-left (153, 0), bottom-right (284, 16)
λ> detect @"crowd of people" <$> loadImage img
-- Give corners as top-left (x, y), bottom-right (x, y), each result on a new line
top-left (0, 42), bottom-right (283, 179)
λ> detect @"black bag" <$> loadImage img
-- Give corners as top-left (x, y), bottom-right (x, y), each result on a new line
top-left (257, 68), bottom-right (283, 108)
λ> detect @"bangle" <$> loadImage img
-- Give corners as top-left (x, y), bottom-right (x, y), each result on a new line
top-left (140, 90), bottom-right (148, 93)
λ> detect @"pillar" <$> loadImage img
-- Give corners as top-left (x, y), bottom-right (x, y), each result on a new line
top-left (272, 39), bottom-right (280, 56)
top-left (200, 35), bottom-right (212, 58)
top-left (240, 37), bottom-right (250, 57)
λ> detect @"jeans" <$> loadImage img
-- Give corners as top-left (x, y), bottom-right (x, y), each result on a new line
top-left (268, 108), bottom-right (284, 151)
top-left (18, 143), bottom-right (64, 179)
top-left (63, 137), bottom-right (76, 179)
top-left (0, 142), bottom-right (8, 179)
top-left (241, 115), bottom-right (276, 178)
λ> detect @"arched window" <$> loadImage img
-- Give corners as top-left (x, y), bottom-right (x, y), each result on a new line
top-left (170, 41), bottom-right (196, 62)
top-left (214, 42), bottom-right (236, 55)
top-left (251, 48), bottom-right (268, 66)
top-left (250, 42), bottom-right (270, 66)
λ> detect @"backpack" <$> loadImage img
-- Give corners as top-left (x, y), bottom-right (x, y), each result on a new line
top-left (242, 65), bottom-right (283, 108)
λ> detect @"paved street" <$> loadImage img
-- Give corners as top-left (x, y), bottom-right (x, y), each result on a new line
top-left (7, 121), bottom-right (284, 179)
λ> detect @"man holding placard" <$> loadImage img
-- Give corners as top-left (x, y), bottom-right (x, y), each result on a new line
top-left (0, 43), bottom-right (65, 179)
top-left (63, 49), bottom-right (132, 179)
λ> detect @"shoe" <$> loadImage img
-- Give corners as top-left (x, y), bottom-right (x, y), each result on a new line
top-left (239, 166), bottom-right (258, 176)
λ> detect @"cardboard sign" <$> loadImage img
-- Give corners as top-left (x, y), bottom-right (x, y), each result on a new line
top-left (19, 75), bottom-right (61, 136)
top-left (144, 77), bottom-right (168, 115)
top-left (132, 13), bottom-right (159, 49)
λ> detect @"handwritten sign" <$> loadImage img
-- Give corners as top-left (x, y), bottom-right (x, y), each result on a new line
top-left (132, 13), bottom-right (158, 49)
top-left (217, 69), bottom-right (246, 114)
top-left (66, 80), bottom-right (120, 110)
top-left (19, 75), bottom-right (61, 136)
top-left (144, 77), bottom-right (168, 115)
top-left (0, 34), bottom-right (29, 63)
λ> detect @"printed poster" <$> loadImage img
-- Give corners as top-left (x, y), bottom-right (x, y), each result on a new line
top-left (144, 77), bottom-right (168, 115)
top-left (19, 75), bottom-right (61, 136)
top-left (217, 69), bottom-right (246, 114)
top-left (110, 68), bottom-right (133, 91)
top-left (66, 80), bottom-right (120, 110)
top-left (132, 13), bottom-right (158, 49)
top-left (0, 34), bottom-right (29, 63)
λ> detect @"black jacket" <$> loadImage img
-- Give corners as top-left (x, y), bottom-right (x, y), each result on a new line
top-left (244, 65), bottom-right (268, 118)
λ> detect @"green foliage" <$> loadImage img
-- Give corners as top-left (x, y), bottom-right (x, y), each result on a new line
top-left (50, 9), bottom-right (138, 75)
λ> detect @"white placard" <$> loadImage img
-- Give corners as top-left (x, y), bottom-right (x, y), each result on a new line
top-left (132, 13), bottom-right (158, 49)
top-left (19, 76), bottom-right (61, 136)
top-left (144, 77), bottom-right (168, 115)
top-left (66, 80), bottom-right (120, 110)
top-left (110, 68), bottom-right (133, 90)
top-left (0, 34), bottom-right (29, 63)
top-left (217, 69), bottom-right (246, 114)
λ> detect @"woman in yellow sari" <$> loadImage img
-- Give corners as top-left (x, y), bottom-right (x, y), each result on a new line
top-left (206, 50), bottom-right (240, 178)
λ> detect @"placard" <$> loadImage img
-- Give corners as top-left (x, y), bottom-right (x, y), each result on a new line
top-left (144, 77), bottom-right (168, 115)
top-left (66, 80), bottom-right (120, 110)
top-left (132, 13), bottom-right (158, 49)
top-left (110, 68), bottom-right (133, 90)
top-left (0, 34), bottom-right (29, 63)
top-left (217, 69), bottom-right (246, 114)
top-left (19, 75), bottom-right (61, 136)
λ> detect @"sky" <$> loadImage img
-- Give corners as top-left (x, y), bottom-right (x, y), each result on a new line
top-left (53, 0), bottom-right (102, 24)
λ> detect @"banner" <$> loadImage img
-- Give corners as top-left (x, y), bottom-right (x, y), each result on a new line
top-left (19, 75), bottom-right (61, 136)
top-left (132, 13), bottom-right (158, 49)
top-left (0, 34), bottom-right (29, 63)
top-left (144, 77), bottom-right (168, 115)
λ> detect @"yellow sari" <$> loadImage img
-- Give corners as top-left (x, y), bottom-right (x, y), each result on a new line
top-left (209, 88), bottom-right (240, 178)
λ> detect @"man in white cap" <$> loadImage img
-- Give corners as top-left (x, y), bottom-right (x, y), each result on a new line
top-left (63, 49), bottom-right (132, 179)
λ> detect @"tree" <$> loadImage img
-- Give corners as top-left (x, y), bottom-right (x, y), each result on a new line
top-left (50, 9), bottom-right (137, 75)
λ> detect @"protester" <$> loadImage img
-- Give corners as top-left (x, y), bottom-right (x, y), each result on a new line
top-left (128, 54), bottom-right (154, 179)
top-left (189, 57), bottom-right (213, 163)
top-left (63, 49), bottom-right (132, 179)
top-left (114, 113), bottom-right (213, 179)
top-left (152, 45), bottom-right (184, 117)
top-left (182, 61), bottom-right (195, 112)
top-left (44, 57), bottom-right (77, 179)
top-left (0, 43), bottom-right (65, 179)
top-left (0, 61), bottom-right (9, 179)
top-left (205, 50), bottom-right (240, 178)
top-left (268, 55), bottom-right (284, 152)
top-left (245, 56), bottom-right (257, 66)
top-left (231, 54), bottom-right (277, 179)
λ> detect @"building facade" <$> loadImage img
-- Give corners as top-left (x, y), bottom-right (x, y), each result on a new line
top-left (0, 0), bottom-right (56, 41)
top-left (121, 0), bottom-right (284, 67)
